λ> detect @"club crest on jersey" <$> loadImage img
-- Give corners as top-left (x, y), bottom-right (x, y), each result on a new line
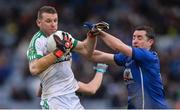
top-left (123, 68), bottom-right (133, 80)
top-left (123, 68), bottom-right (134, 85)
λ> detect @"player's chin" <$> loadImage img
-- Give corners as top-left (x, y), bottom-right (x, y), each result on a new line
top-left (51, 29), bottom-right (57, 33)
top-left (48, 30), bottom-right (56, 35)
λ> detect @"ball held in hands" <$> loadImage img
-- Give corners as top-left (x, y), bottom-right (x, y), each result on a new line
top-left (47, 31), bottom-right (74, 57)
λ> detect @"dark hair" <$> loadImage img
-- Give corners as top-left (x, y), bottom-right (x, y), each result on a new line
top-left (135, 25), bottom-right (155, 39)
top-left (37, 6), bottom-right (57, 19)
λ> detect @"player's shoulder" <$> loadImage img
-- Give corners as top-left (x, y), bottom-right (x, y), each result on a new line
top-left (132, 47), bottom-right (159, 61)
top-left (28, 31), bottom-right (47, 47)
top-left (32, 31), bottom-right (47, 39)
top-left (133, 47), bottom-right (152, 54)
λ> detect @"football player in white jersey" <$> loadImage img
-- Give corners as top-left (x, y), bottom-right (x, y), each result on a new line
top-left (26, 6), bottom-right (108, 109)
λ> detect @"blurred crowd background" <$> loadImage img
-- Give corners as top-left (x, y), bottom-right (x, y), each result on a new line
top-left (0, 0), bottom-right (180, 109)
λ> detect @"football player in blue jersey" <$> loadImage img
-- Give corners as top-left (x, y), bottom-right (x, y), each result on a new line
top-left (90, 24), bottom-right (168, 109)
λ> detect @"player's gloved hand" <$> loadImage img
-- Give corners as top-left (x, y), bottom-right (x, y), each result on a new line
top-left (61, 32), bottom-right (73, 50)
top-left (83, 21), bottom-right (109, 36)
top-left (94, 63), bottom-right (108, 73)
top-left (95, 21), bottom-right (109, 31)
top-left (53, 34), bottom-right (72, 58)
top-left (83, 21), bottom-right (109, 31)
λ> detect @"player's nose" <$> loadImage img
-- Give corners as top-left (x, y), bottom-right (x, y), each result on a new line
top-left (51, 22), bottom-right (57, 27)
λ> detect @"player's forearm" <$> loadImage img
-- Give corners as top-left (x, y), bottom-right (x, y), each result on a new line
top-left (29, 53), bottom-right (57, 75)
top-left (100, 31), bottom-right (132, 57)
top-left (77, 73), bottom-right (103, 95)
top-left (87, 72), bottom-right (103, 94)
top-left (90, 50), bottom-right (116, 65)
top-left (84, 33), bottom-right (97, 57)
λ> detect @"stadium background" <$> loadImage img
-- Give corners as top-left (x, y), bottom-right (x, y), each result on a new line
top-left (0, 0), bottom-right (180, 109)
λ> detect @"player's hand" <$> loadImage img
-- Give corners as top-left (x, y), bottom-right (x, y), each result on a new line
top-left (83, 21), bottom-right (109, 31)
top-left (83, 21), bottom-right (109, 36)
top-left (95, 21), bottom-right (109, 31)
top-left (61, 32), bottom-right (73, 50)
top-left (94, 63), bottom-right (108, 74)
top-left (53, 34), bottom-right (72, 58)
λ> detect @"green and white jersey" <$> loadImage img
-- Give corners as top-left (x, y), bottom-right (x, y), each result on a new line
top-left (27, 31), bottom-right (48, 61)
top-left (27, 30), bottom-right (79, 99)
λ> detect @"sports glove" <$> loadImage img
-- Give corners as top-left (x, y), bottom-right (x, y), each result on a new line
top-left (94, 63), bottom-right (108, 73)
top-left (61, 32), bottom-right (73, 49)
top-left (83, 21), bottom-right (109, 36)
top-left (95, 21), bottom-right (109, 31)
top-left (53, 34), bottom-right (72, 58)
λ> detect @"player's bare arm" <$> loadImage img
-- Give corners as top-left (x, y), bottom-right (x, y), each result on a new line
top-left (29, 53), bottom-right (57, 75)
top-left (77, 63), bottom-right (108, 95)
top-left (73, 32), bottom-right (97, 58)
top-left (99, 31), bottom-right (132, 57)
top-left (77, 73), bottom-right (103, 95)
top-left (90, 50), bottom-right (116, 65)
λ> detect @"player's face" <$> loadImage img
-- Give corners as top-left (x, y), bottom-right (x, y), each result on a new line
top-left (37, 13), bottom-right (58, 36)
top-left (132, 30), bottom-right (154, 50)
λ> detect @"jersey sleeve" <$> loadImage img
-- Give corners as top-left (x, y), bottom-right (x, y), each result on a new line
top-left (27, 38), bottom-right (44, 61)
top-left (114, 53), bottom-right (128, 66)
top-left (132, 47), bottom-right (156, 62)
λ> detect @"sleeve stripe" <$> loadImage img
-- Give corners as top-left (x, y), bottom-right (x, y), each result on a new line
top-left (71, 39), bottom-right (78, 50)
top-left (28, 54), bottom-right (43, 61)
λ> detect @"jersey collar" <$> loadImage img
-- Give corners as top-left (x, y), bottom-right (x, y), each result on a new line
top-left (39, 30), bottom-right (48, 38)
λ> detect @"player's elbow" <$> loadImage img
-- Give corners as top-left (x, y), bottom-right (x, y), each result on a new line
top-left (88, 89), bottom-right (97, 95)
top-left (82, 89), bottom-right (97, 95)
top-left (29, 64), bottom-right (40, 76)
top-left (86, 86), bottom-right (98, 95)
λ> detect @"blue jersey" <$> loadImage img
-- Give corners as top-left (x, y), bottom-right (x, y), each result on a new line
top-left (114, 47), bottom-right (168, 109)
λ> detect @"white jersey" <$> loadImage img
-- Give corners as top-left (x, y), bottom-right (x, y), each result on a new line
top-left (27, 30), bottom-right (79, 99)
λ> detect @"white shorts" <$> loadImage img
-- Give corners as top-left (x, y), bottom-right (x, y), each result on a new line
top-left (40, 92), bottom-right (84, 109)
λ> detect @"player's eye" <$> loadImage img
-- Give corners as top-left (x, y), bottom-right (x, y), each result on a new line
top-left (54, 19), bottom-right (58, 23)
top-left (45, 19), bottom-right (51, 23)
top-left (137, 35), bottom-right (143, 40)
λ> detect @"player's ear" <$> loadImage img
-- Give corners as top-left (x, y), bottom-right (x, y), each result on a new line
top-left (148, 39), bottom-right (154, 47)
top-left (36, 19), bottom-right (41, 27)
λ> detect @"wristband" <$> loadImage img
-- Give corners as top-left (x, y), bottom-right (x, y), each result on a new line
top-left (96, 68), bottom-right (106, 73)
top-left (53, 49), bottom-right (64, 58)
top-left (95, 63), bottom-right (108, 73)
